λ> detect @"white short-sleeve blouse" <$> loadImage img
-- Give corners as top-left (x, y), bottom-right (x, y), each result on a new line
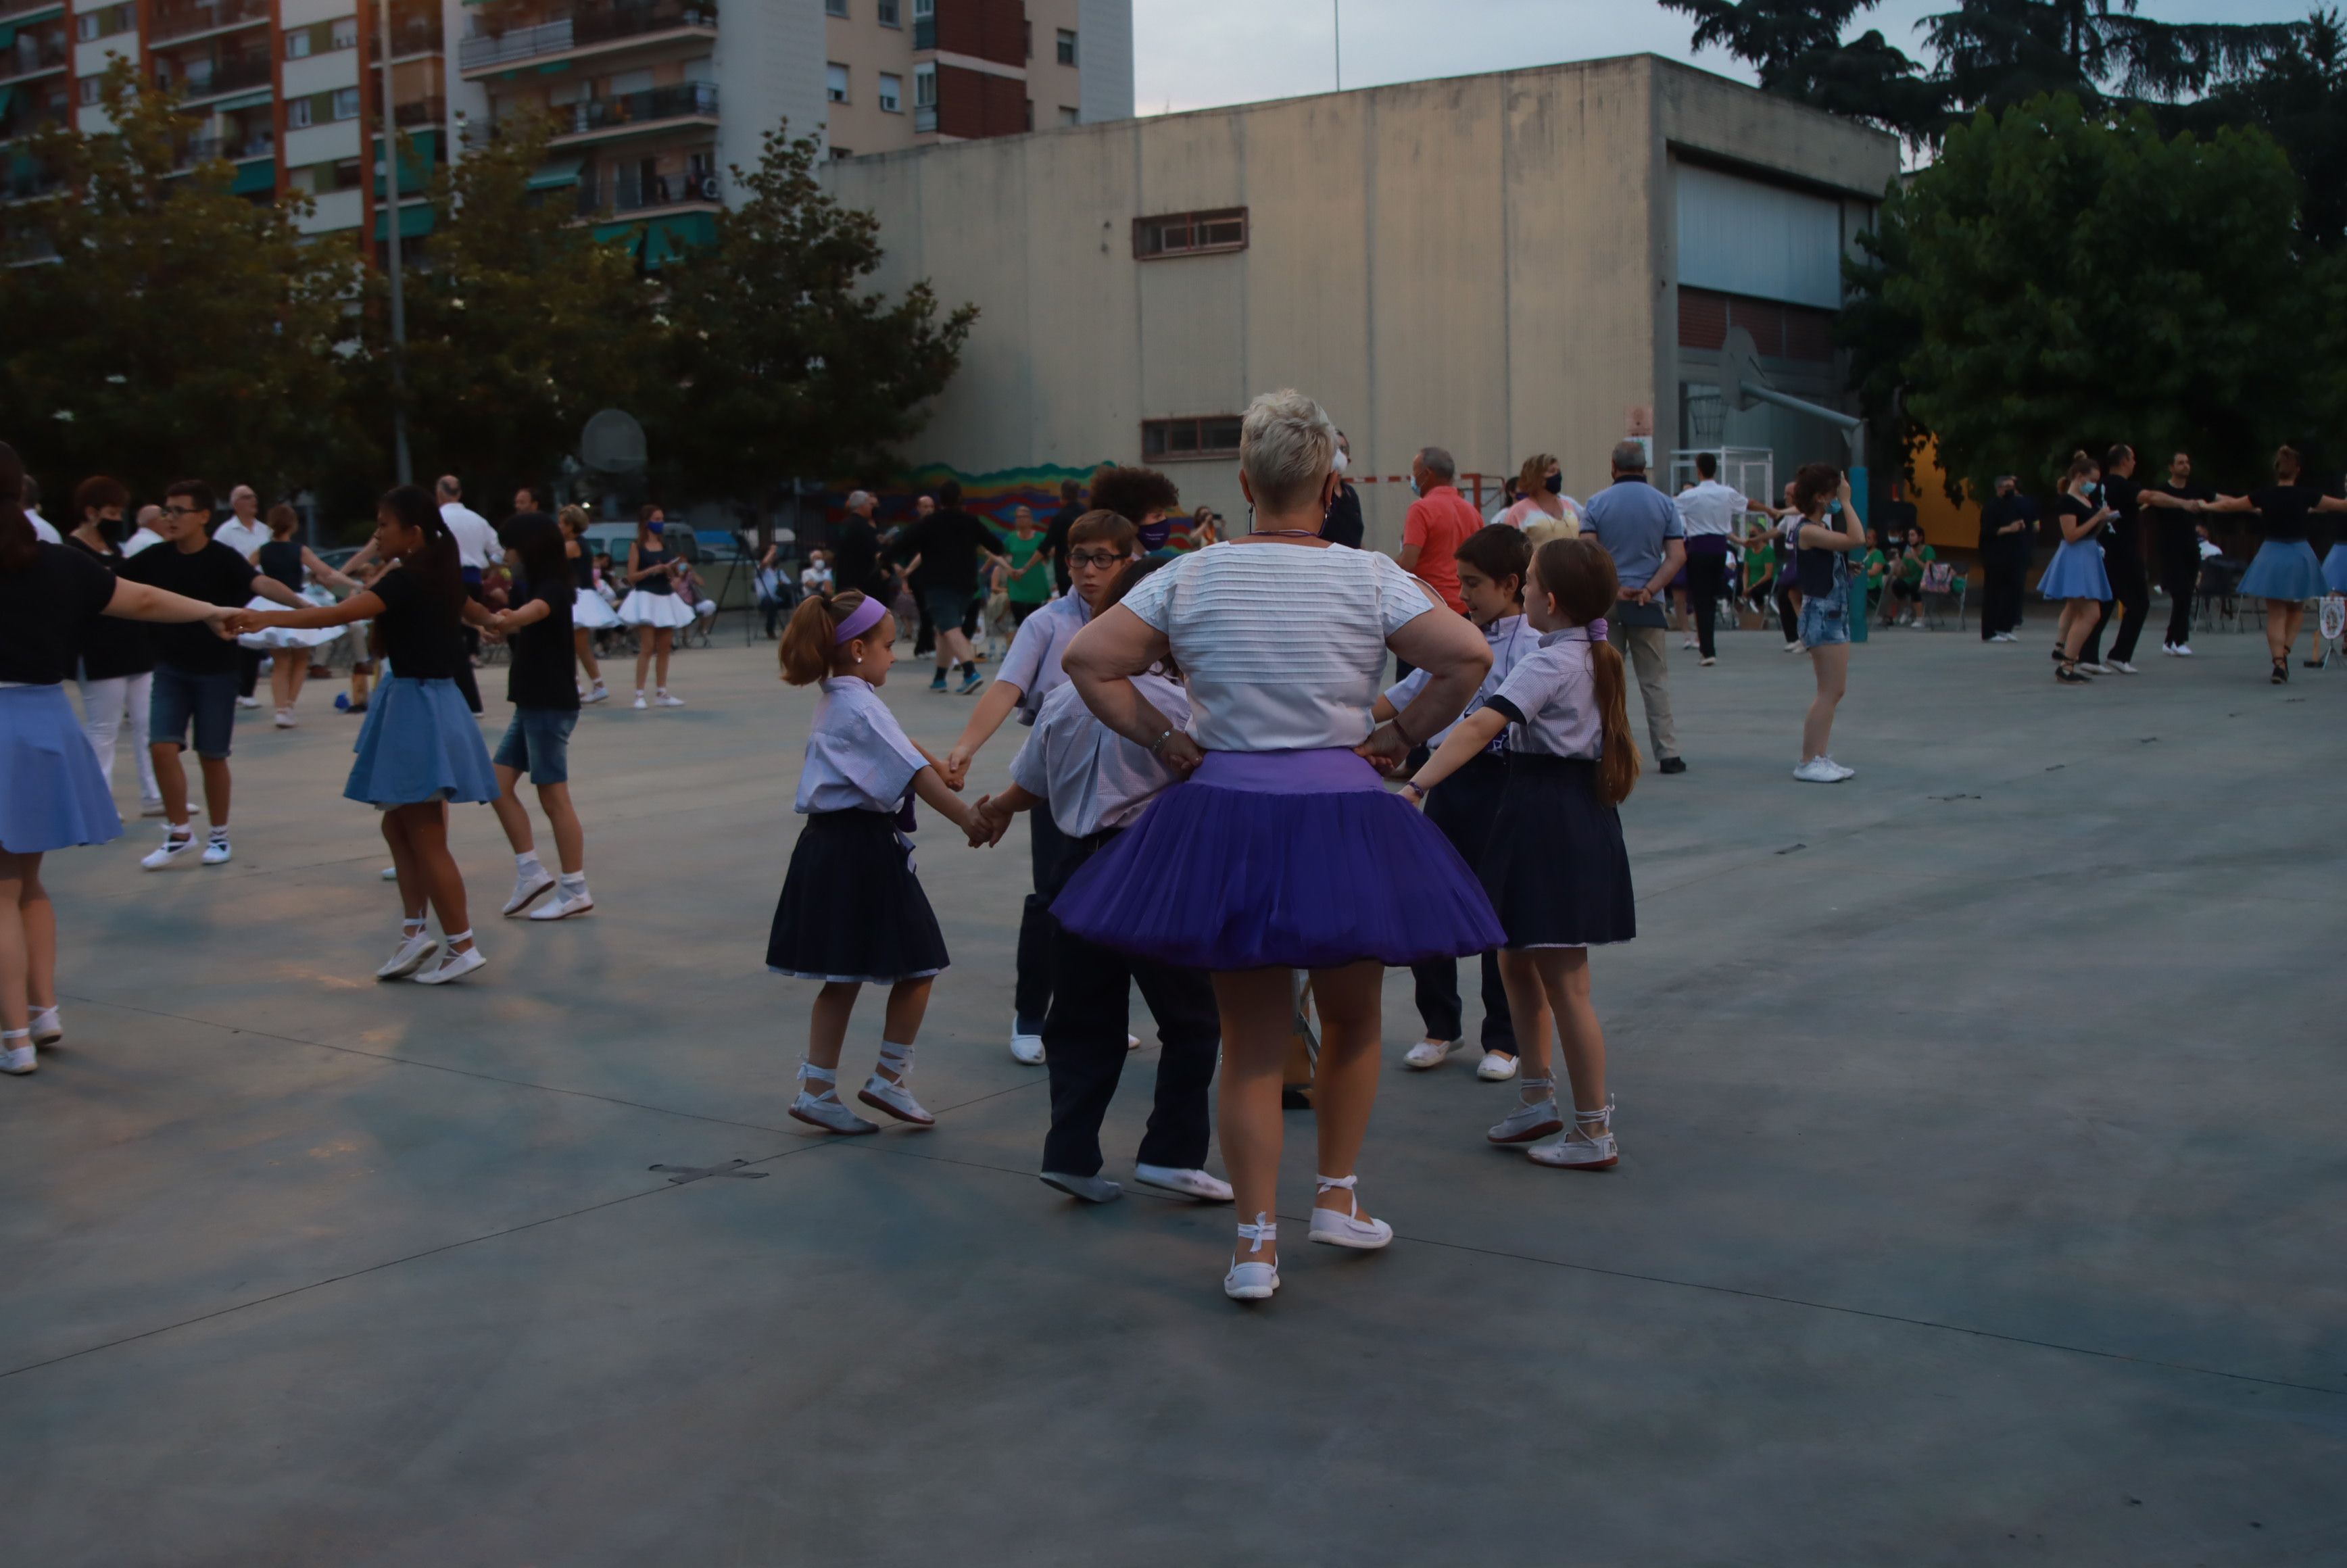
top-left (1114, 542), bottom-right (1437, 753)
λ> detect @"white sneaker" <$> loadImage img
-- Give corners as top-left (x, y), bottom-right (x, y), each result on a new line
top-left (1680, 637), bottom-right (1699, 650)
top-left (502, 866), bottom-right (556, 916)
top-left (1820, 757), bottom-right (1856, 781)
top-left (1475, 1050), bottom-right (1519, 1082)
top-left (2160, 643), bottom-right (2177, 656)
top-left (375, 929), bottom-right (438, 980)
top-left (141, 827), bottom-right (197, 870)
top-left (2172, 643), bottom-right (2194, 657)
top-left (413, 945), bottom-right (486, 985)
top-left (1224, 1215), bottom-right (1279, 1300)
top-left (235, 695), bottom-right (261, 710)
top-left (1133, 1164), bottom-right (1234, 1202)
top-left (1781, 640), bottom-right (1806, 653)
top-left (631, 692), bottom-right (648, 710)
top-left (272, 709), bottom-right (295, 729)
top-left (200, 834), bottom-right (232, 866)
top-left (1402, 1036), bottom-right (1459, 1070)
top-left (2106, 658), bottom-right (2138, 674)
top-left (584, 685), bottom-right (611, 704)
top-left (1010, 1029), bottom-right (1045, 1065)
top-left (1527, 1101), bottom-right (1620, 1170)
top-left (528, 889), bottom-right (596, 921)
top-left (1486, 1075), bottom-right (1564, 1144)
top-left (1040, 1171), bottom-right (1122, 1203)
top-left (1307, 1175), bottom-right (1393, 1250)
top-left (1793, 757), bottom-right (1845, 783)
top-left (2079, 661), bottom-right (2112, 675)
top-left (2, 1036), bottom-right (33, 1075)
top-left (654, 691), bottom-right (685, 708)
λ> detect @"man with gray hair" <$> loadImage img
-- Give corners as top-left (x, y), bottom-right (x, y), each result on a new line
top-left (1580, 439), bottom-right (1688, 773)
top-left (829, 487), bottom-right (888, 602)
top-left (1399, 443), bottom-right (1480, 617)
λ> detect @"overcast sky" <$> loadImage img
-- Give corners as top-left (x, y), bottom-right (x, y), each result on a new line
top-left (1132, 1), bottom-right (2313, 117)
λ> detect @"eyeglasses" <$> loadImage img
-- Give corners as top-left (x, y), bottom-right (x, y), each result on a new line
top-left (1067, 549), bottom-right (1127, 569)
top-left (164, 504), bottom-right (206, 518)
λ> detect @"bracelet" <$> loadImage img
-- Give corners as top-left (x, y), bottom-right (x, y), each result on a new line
top-left (1147, 729), bottom-right (1176, 756)
top-left (1399, 779), bottom-right (1426, 799)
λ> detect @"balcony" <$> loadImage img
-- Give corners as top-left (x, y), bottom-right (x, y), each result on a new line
top-left (150, 0), bottom-right (268, 45)
top-left (1, 162), bottom-right (58, 200)
top-left (552, 80), bottom-right (716, 144)
top-left (172, 51), bottom-right (274, 103)
top-left (576, 166), bottom-right (717, 217)
top-left (2, 34), bottom-right (68, 84)
top-left (393, 95), bottom-right (445, 128)
top-left (0, 0), bottom-right (65, 20)
top-left (914, 105), bottom-right (936, 133)
top-left (460, 2), bottom-right (715, 74)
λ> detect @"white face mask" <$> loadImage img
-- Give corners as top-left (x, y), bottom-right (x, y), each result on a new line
top-left (1408, 476), bottom-right (1421, 497)
top-left (1331, 448), bottom-right (1349, 475)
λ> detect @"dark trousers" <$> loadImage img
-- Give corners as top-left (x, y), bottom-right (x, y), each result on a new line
top-left (1774, 577), bottom-right (1800, 644)
top-left (2080, 549), bottom-right (2148, 664)
top-left (1013, 809), bottom-right (1065, 1033)
top-left (1686, 548), bottom-right (1729, 658)
top-left (1981, 558), bottom-right (2025, 639)
top-left (237, 645), bottom-right (262, 698)
top-left (1040, 833), bottom-right (1220, 1176)
top-left (912, 581), bottom-right (936, 656)
top-left (2160, 541), bottom-right (2199, 647)
top-left (1407, 755), bottom-right (1515, 1052)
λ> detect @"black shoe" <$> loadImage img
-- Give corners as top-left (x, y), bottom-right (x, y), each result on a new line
top-left (2271, 660), bottom-right (2288, 685)
top-left (1658, 756), bottom-right (1687, 775)
top-left (2055, 664), bottom-right (2089, 685)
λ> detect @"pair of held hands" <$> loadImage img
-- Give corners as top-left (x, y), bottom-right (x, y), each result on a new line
top-left (217, 605), bottom-right (539, 640)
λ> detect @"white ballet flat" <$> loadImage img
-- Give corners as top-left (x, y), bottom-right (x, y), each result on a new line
top-left (1486, 1074), bottom-right (1564, 1144)
top-left (789, 1062), bottom-right (877, 1135)
top-left (1133, 1164), bottom-right (1233, 1202)
top-left (2, 1030), bottom-right (34, 1076)
top-left (1010, 1027), bottom-right (1045, 1065)
top-left (1224, 1214), bottom-right (1279, 1300)
top-left (855, 1041), bottom-right (934, 1125)
top-left (527, 890), bottom-right (596, 921)
top-left (30, 1006), bottom-right (61, 1048)
top-left (375, 928), bottom-right (437, 980)
top-left (1528, 1100), bottom-right (1620, 1170)
top-left (412, 942), bottom-right (485, 986)
top-left (1307, 1174), bottom-right (1393, 1250)
top-left (1403, 1036), bottom-right (1460, 1070)
top-left (502, 868), bottom-right (556, 916)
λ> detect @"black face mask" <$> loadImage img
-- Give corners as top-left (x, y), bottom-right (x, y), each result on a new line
top-left (98, 515), bottom-right (128, 543)
top-left (1545, 473), bottom-right (1564, 495)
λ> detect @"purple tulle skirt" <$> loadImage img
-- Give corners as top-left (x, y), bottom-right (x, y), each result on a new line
top-left (1050, 748), bottom-right (1506, 971)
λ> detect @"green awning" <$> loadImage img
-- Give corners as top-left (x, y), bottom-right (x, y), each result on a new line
top-left (0, 25), bottom-right (16, 51)
top-left (525, 157), bottom-right (582, 191)
top-left (591, 220), bottom-right (643, 255)
top-left (231, 159), bottom-right (276, 195)
top-left (373, 201), bottom-right (434, 241)
top-left (215, 91), bottom-right (272, 113)
top-left (642, 211), bottom-right (715, 268)
top-left (0, 85), bottom-right (15, 117)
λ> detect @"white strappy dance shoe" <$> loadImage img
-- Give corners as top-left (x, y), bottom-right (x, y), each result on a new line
top-left (856, 1041), bottom-right (934, 1126)
top-left (1224, 1213), bottom-right (1279, 1300)
top-left (2, 1029), bottom-right (34, 1076)
top-left (1307, 1174), bottom-right (1393, 1250)
top-left (1486, 1073), bottom-right (1565, 1144)
top-left (790, 1062), bottom-right (878, 1135)
top-left (1528, 1100), bottom-right (1620, 1170)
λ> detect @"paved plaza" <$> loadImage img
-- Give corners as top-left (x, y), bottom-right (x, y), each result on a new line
top-left (3, 613), bottom-right (2342, 1566)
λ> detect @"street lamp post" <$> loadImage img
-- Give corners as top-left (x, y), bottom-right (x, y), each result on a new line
top-left (377, 0), bottom-right (412, 485)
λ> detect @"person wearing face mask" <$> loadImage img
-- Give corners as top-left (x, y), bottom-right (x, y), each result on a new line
top-left (63, 476), bottom-right (164, 816)
top-left (618, 504), bottom-right (694, 707)
top-left (1976, 475), bottom-right (2035, 643)
top-left (1320, 432), bottom-right (1365, 549)
top-left (1500, 452), bottom-right (1583, 539)
top-left (1398, 445), bottom-right (1481, 619)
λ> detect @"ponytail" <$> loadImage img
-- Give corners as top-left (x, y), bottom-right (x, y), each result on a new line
top-left (0, 441), bottom-right (34, 572)
top-left (1530, 535), bottom-right (1641, 806)
top-left (779, 588), bottom-right (878, 685)
top-left (381, 484), bottom-right (464, 614)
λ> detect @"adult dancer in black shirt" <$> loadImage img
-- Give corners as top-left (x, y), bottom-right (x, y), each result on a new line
top-left (2202, 445), bottom-right (2347, 683)
top-left (1321, 431), bottom-right (1366, 548)
top-left (1975, 475), bottom-right (2035, 642)
top-left (1042, 479), bottom-right (1085, 595)
top-left (2152, 451), bottom-right (2215, 656)
top-left (2079, 446), bottom-right (2200, 673)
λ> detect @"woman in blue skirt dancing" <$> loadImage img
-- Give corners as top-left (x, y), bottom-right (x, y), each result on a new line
top-left (2041, 451), bottom-right (2116, 686)
top-left (2201, 446), bottom-right (2347, 683)
top-left (0, 441), bottom-right (245, 1075)
top-left (1058, 389), bottom-right (1501, 1302)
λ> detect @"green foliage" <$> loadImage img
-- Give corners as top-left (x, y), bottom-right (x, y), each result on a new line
top-left (652, 124), bottom-right (977, 504)
top-left (0, 62), bottom-right (362, 504)
top-left (1847, 97), bottom-right (2305, 500)
top-left (1661, 0), bottom-right (1943, 139)
top-left (2156, 9), bottom-right (2347, 249)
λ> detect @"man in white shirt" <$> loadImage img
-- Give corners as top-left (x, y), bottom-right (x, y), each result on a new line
top-left (23, 475), bottom-right (59, 542)
top-left (211, 485), bottom-right (270, 707)
top-left (123, 503), bottom-right (166, 556)
top-left (1673, 451), bottom-right (1745, 667)
top-left (436, 473), bottom-right (500, 577)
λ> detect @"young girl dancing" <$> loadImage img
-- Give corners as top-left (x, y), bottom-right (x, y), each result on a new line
top-left (618, 506), bottom-right (692, 708)
top-left (769, 589), bottom-right (984, 1133)
top-left (229, 486), bottom-right (499, 984)
top-left (559, 506), bottom-right (615, 703)
top-left (244, 502), bottom-right (359, 729)
top-left (2042, 452), bottom-right (2115, 686)
top-left (487, 513), bottom-right (594, 921)
top-left (1399, 536), bottom-right (1639, 1169)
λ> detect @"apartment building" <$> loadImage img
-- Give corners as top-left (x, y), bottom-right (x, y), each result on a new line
top-left (3, 0), bottom-right (1130, 263)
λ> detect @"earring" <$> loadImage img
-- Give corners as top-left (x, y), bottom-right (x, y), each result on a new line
top-left (852, 650), bottom-right (863, 663)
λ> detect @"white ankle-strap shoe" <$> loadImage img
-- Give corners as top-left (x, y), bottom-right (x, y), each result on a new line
top-left (789, 1063), bottom-right (878, 1135)
top-left (1307, 1174), bottom-right (1393, 1250)
top-left (1486, 1075), bottom-right (1564, 1144)
top-left (858, 1042), bottom-right (934, 1125)
top-left (1224, 1214), bottom-right (1279, 1300)
top-left (2, 1029), bottom-right (34, 1076)
top-left (376, 927), bottom-right (437, 980)
top-left (1528, 1100), bottom-right (1620, 1169)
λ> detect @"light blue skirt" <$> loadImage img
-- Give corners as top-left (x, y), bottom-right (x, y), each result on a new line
top-left (2321, 543), bottom-right (2347, 595)
top-left (2037, 539), bottom-right (2110, 602)
top-left (344, 677), bottom-right (497, 808)
top-left (2238, 539), bottom-right (2324, 602)
top-left (0, 683), bottom-right (122, 854)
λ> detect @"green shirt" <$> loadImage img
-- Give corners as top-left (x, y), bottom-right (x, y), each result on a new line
top-left (1000, 531), bottom-right (1051, 604)
top-left (1861, 548), bottom-right (1886, 593)
top-left (1900, 543), bottom-right (1935, 583)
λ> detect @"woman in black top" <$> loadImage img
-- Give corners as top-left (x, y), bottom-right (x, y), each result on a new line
top-left (617, 506), bottom-right (693, 708)
top-left (245, 502), bottom-right (360, 729)
top-left (230, 486), bottom-right (498, 985)
top-left (0, 441), bottom-right (243, 1075)
top-left (483, 513), bottom-right (594, 923)
top-left (63, 475), bottom-right (162, 814)
top-left (2203, 445), bottom-right (2347, 682)
top-left (2038, 453), bottom-right (2116, 685)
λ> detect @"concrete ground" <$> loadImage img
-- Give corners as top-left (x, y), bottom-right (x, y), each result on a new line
top-left (3, 609), bottom-right (2342, 1567)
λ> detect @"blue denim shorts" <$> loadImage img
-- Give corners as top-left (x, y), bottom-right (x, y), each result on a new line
top-left (1799, 589), bottom-right (1851, 649)
top-left (493, 707), bottom-right (578, 785)
top-left (148, 664), bottom-right (239, 759)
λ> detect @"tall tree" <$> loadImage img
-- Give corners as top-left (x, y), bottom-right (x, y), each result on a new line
top-left (1844, 97), bottom-right (2305, 500)
top-left (0, 62), bottom-right (361, 503)
top-left (653, 124), bottom-right (976, 504)
top-left (2158, 8), bottom-right (2347, 249)
top-left (1662, 0), bottom-right (1944, 138)
top-left (1924, 0), bottom-right (2300, 119)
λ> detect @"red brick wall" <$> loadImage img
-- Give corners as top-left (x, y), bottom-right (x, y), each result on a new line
top-left (1678, 287), bottom-right (1836, 364)
top-left (937, 63), bottom-right (1028, 139)
top-left (936, 0), bottom-right (1025, 67)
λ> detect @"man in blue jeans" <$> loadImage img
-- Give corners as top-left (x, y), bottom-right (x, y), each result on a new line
top-left (118, 479), bottom-right (306, 868)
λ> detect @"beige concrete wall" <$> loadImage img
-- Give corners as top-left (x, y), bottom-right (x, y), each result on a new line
top-left (823, 55), bottom-right (1897, 550)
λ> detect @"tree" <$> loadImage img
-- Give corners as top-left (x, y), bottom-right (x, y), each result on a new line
top-left (653, 124), bottom-right (976, 505)
top-left (0, 62), bottom-right (361, 504)
top-left (1661, 0), bottom-right (1944, 139)
top-left (1845, 97), bottom-right (2305, 500)
top-left (1925, 0), bottom-right (2300, 120)
top-left (2157, 9), bottom-right (2347, 249)
top-left (350, 114), bottom-right (662, 499)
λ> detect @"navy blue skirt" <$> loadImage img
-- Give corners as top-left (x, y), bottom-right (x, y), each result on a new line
top-left (0, 684), bottom-right (122, 854)
top-left (1479, 755), bottom-right (1635, 948)
top-left (767, 810), bottom-right (949, 983)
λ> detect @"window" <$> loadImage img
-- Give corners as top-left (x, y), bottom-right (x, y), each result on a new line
top-left (914, 62), bottom-right (936, 105)
top-left (877, 0), bottom-right (898, 24)
top-left (331, 87), bottom-right (361, 121)
top-left (332, 158), bottom-right (362, 190)
top-left (830, 145), bottom-right (852, 160)
top-left (1057, 28), bottom-right (1076, 66)
top-left (331, 18), bottom-right (358, 50)
top-left (1058, 105), bottom-right (1078, 126)
top-left (286, 27), bottom-right (311, 58)
top-left (1134, 207), bottom-right (1248, 260)
top-left (287, 97), bottom-right (314, 128)
top-left (1142, 416), bottom-right (1243, 462)
top-left (877, 72), bottom-right (902, 112)
top-left (825, 0), bottom-right (847, 14)
top-left (826, 62), bottom-right (848, 103)
top-left (911, 0), bottom-right (934, 49)
top-left (78, 74), bottom-right (103, 105)
top-left (77, 4), bottom-right (132, 41)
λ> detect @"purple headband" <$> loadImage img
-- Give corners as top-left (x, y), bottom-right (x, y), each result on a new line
top-left (1584, 617), bottom-right (1608, 643)
top-left (832, 595), bottom-right (887, 645)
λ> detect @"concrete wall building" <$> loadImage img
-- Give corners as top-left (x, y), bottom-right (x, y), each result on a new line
top-left (821, 55), bottom-right (1899, 547)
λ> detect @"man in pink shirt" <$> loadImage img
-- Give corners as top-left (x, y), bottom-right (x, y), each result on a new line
top-left (1399, 445), bottom-right (1480, 614)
